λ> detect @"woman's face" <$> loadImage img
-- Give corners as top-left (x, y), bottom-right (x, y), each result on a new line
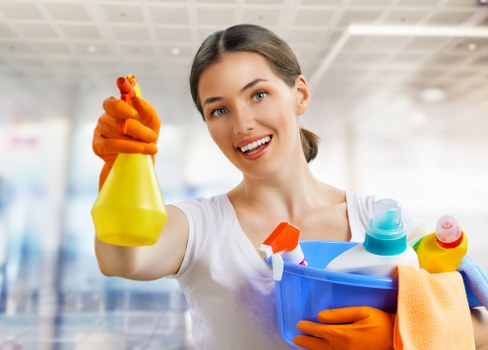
top-left (198, 51), bottom-right (310, 180)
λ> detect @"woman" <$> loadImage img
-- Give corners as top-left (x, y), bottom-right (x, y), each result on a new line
top-left (92, 24), bottom-right (487, 349)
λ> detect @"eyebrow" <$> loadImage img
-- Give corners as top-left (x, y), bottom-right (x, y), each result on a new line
top-left (202, 78), bottom-right (268, 108)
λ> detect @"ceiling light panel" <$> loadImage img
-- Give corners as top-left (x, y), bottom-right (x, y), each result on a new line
top-left (147, 5), bottom-right (189, 25)
top-left (0, 2), bottom-right (43, 20)
top-left (72, 43), bottom-right (110, 55)
top-left (100, 4), bottom-right (145, 23)
top-left (337, 10), bottom-right (383, 28)
top-left (427, 10), bottom-right (475, 25)
top-left (155, 26), bottom-right (191, 43)
top-left (287, 29), bottom-right (325, 46)
top-left (111, 26), bottom-right (150, 41)
top-left (195, 7), bottom-right (235, 26)
top-left (406, 37), bottom-right (451, 51)
top-left (160, 45), bottom-right (192, 59)
top-left (120, 43), bottom-right (155, 56)
top-left (15, 23), bottom-right (58, 39)
top-left (242, 8), bottom-right (282, 26)
top-left (29, 41), bottom-right (71, 55)
top-left (0, 41), bottom-right (32, 55)
top-left (43, 2), bottom-right (91, 22)
top-left (59, 25), bottom-right (101, 40)
top-left (293, 9), bottom-right (335, 27)
top-left (383, 10), bottom-right (429, 24)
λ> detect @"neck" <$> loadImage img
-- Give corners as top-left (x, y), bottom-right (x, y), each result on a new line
top-left (230, 159), bottom-right (327, 222)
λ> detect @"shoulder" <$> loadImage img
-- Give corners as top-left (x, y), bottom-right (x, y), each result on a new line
top-left (171, 194), bottom-right (228, 214)
top-left (169, 193), bottom-right (234, 227)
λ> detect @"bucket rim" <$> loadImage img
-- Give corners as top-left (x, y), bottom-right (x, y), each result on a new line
top-left (266, 240), bottom-right (398, 289)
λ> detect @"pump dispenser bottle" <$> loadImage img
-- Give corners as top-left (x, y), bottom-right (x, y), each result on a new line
top-left (414, 215), bottom-right (467, 273)
top-left (326, 199), bottom-right (419, 277)
top-left (91, 75), bottom-right (167, 246)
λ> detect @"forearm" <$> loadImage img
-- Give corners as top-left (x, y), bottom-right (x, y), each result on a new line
top-left (93, 206), bottom-right (189, 280)
top-left (94, 237), bottom-right (140, 278)
top-left (472, 308), bottom-right (488, 349)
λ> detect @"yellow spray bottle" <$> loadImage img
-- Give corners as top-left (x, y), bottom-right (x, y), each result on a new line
top-left (91, 75), bottom-right (167, 246)
top-left (415, 215), bottom-right (468, 273)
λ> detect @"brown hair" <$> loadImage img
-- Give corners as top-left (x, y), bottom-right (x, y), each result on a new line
top-left (189, 23), bottom-right (319, 163)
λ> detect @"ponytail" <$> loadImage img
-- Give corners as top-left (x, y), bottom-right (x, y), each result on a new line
top-left (300, 127), bottom-right (319, 163)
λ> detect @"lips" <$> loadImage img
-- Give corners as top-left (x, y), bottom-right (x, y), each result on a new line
top-left (238, 135), bottom-right (272, 153)
top-left (237, 135), bottom-right (272, 160)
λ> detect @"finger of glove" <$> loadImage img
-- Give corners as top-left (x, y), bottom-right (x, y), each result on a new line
top-left (120, 118), bottom-right (158, 142)
top-left (297, 320), bottom-right (350, 343)
top-left (95, 113), bottom-right (128, 139)
top-left (131, 97), bottom-right (161, 134)
top-left (293, 335), bottom-right (331, 350)
top-left (104, 139), bottom-right (157, 155)
top-left (317, 306), bottom-right (371, 324)
top-left (103, 97), bottom-right (136, 120)
top-left (296, 320), bottom-right (339, 339)
top-left (101, 139), bottom-right (145, 154)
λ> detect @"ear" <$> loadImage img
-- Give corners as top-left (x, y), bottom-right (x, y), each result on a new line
top-left (294, 75), bottom-right (311, 116)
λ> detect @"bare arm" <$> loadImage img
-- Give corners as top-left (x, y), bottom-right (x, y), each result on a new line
top-left (473, 308), bottom-right (488, 349)
top-left (94, 205), bottom-right (188, 280)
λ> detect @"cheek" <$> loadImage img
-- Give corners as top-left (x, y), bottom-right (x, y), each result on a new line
top-left (207, 124), bottom-right (232, 152)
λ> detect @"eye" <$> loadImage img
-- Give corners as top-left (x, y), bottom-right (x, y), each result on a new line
top-left (211, 107), bottom-right (227, 117)
top-left (252, 90), bottom-right (268, 102)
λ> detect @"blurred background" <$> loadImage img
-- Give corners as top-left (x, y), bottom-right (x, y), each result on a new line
top-left (1, 0), bottom-right (488, 348)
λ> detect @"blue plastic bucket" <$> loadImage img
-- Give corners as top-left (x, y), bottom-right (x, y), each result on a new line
top-left (268, 241), bottom-right (398, 346)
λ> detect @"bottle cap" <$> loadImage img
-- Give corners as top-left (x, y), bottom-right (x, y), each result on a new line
top-left (436, 215), bottom-right (463, 248)
top-left (364, 199), bottom-right (406, 256)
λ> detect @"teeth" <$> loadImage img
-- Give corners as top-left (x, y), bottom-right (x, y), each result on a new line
top-left (240, 136), bottom-right (271, 153)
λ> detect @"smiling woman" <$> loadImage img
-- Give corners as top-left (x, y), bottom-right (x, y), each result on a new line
top-left (91, 23), bottom-right (488, 350)
top-left (189, 25), bottom-right (319, 165)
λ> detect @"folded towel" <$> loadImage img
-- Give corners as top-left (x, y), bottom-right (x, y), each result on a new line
top-left (394, 264), bottom-right (475, 350)
top-left (458, 256), bottom-right (488, 310)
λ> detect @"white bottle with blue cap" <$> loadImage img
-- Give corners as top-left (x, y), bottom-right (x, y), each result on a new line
top-left (326, 198), bottom-right (419, 277)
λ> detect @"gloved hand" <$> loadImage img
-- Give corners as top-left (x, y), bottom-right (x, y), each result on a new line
top-left (294, 306), bottom-right (395, 350)
top-left (92, 96), bottom-right (161, 188)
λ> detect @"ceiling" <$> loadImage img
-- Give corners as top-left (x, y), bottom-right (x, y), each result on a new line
top-left (1, 0), bottom-right (488, 258)
top-left (1, 0), bottom-right (488, 131)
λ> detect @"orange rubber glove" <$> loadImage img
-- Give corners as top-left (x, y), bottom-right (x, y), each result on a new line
top-left (294, 306), bottom-right (395, 350)
top-left (92, 96), bottom-right (161, 189)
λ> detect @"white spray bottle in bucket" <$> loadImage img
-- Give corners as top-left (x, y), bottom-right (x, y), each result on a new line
top-left (260, 222), bottom-right (307, 281)
top-left (326, 198), bottom-right (419, 277)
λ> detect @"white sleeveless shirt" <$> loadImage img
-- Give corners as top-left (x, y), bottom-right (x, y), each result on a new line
top-left (170, 192), bottom-right (420, 350)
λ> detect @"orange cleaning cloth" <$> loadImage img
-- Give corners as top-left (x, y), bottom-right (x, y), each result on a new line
top-left (394, 264), bottom-right (475, 350)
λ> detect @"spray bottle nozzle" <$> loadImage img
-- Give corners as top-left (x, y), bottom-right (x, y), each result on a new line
top-left (259, 222), bottom-right (306, 281)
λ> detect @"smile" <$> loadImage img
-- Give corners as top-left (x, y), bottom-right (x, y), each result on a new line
top-left (239, 136), bottom-right (272, 153)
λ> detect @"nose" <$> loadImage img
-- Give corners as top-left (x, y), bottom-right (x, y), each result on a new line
top-left (233, 105), bottom-right (255, 135)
